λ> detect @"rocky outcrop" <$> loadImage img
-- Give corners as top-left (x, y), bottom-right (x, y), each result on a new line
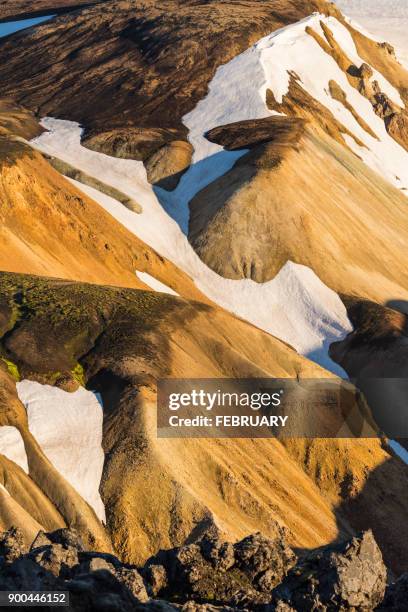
top-left (0, 527), bottom-right (148, 611)
top-left (356, 63), bottom-right (408, 150)
top-left (205, 116), bottom-right (305, 151)
top-left (144, 529), bottom-right (296, 606)
top-left (145, 140), bottom-right (193, 191)
top-left (0, 526), bottom-right (394, 611)
top-left (306, 20), bottom-right (408, 151)
top-left (328, 79), bottom-right (379, 139)
top-left (386, 111), bottom-right (408, 152)
top-left (272, 530), bottom-right (386, 611)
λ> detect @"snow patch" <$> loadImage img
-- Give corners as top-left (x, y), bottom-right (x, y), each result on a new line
top-left (136, 271), bottom-right (179, 295)
top-left (16, 380), bottom-right (105, 521)
top-left (0, 426), bottom-right (28, 473)
top-left (33, 122), bottom-right (351, 375)
top-left (336, 0), bottom-right (408, 67)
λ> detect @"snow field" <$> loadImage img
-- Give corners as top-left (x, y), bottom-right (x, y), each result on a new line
top-left (16, 380), bottom-right (106, 521)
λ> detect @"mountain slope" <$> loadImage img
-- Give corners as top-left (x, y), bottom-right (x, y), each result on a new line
top-left (0, 271), bottom-right (407, 574)
top-left (0, 0), bottom-right (325, 159)
top-left (0, 123), bottom-right (206, 303)
top-left (188, 119), bottom-right (408, 303)
top-left (0, 0), bottom-right (408, 585)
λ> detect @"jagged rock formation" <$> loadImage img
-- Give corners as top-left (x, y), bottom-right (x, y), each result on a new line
top-left (145, 528), bottom-right (297, 606)
top-left (304, 17), bottom-right (408, 150)
top-left (273, 530), bottom-right (386, 610)
top-left (0, 525), bottom-right (393, 611)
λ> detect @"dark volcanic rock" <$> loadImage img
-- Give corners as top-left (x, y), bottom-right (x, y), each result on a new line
top-left (272, 530), bottom-right (387, 611)
top-left (145, 529), bottom-right (297, 607)
top-left (0, 0), bottom-right (324, 157)
top-left (0, 526), bottom-right (394, 610)
top-left (205, 116), bottom-right (305, 151)
top-left (0, 527), bottom-right (148, 610)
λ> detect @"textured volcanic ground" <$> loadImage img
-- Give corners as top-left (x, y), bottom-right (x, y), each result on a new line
top-left (0, 0), bottom-right (325, 152)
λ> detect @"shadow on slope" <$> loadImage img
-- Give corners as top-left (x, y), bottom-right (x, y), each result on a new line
top-left (334, 451), bottom-right (408, 576)
top-left (386, 299), bottom-right (408, 318)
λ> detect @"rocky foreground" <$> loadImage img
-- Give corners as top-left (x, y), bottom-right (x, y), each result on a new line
top-left (0, 525), bottom-right (405, 611)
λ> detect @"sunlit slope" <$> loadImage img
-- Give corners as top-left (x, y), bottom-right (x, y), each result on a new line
top-left (0, 128), bottom-right (205, 303)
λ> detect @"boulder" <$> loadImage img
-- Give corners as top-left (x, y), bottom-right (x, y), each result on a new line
top-left (386, 111), bottom-right (408, 152)
top-left (145, 140), bottom-right (193, 191)
top-left (272, 530), bottom-right (387, 611)
top-left (205, 116), bottom-right (305, 151)
top-left (30, 543), bottom-right (79, 578)
top-left (145, 529), bottom-right (296, 606)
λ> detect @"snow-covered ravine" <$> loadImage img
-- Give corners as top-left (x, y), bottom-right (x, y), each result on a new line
top-left (37, 12), bottom-right (408, 375)
top-left (6, 381), bottom-right (106, 521)
top-left (33, 119), bottom-right (350, 375)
